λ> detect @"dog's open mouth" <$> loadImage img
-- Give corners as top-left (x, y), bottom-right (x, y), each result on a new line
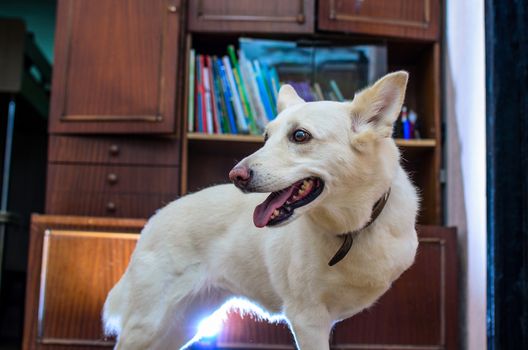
top-left (253, 177), bottom-right (324, 228)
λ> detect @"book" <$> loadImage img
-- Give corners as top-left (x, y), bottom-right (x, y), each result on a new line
top-left (313, 82), bottom-right (324, 101)
top-left (239, 51), bottom-right (268, 130)
top-left (223, 56), bottom-right (249, 133)
top-left (195, 54), bottom-right (203, 132)
top-left (228, 45), bottom-right (258, 134)
top-left (198, 55), bottom-right (208, 133)
top-left (329, 80), bottom-right (345, 102)
top-left (253, 60), bottom-right (275, 120)
top-left (188, 49), bottom-right (195, 132)
top-left (217, 58), bottom-right (238, 134)
top-left (202, 60), bottom-right (214, 134)
top-left (211, 55), bottom-right (229, 133)
top-left (205, 56), bottom-right (221, 134)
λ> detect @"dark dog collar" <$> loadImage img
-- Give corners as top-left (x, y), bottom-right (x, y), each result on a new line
top-left (328, 188), bottom-right (391, 266)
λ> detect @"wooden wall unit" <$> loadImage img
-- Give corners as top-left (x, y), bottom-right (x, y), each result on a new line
top-left (34, 1), bottom-right (455, 349)
top-left (49, 0), bottom-right (182, 134)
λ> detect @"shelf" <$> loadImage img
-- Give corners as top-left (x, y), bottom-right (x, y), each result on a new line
top-left (187, 132), bottom-right (436, 148)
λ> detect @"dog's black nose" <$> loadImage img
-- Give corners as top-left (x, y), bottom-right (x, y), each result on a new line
top-left (229, 165), bottom-right (253, 189)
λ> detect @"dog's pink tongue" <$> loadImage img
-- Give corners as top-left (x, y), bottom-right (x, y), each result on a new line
top-left (253, 186), bottom-right (295, 228)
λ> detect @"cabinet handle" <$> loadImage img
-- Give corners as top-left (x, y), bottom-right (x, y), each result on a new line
top-left (106, 202), bottom-right (117, 212)
top-left (107, 173), bottom-right (118, 185)
top-left (168, 5), bottom-right (178, 13)
top-left (109, 144), bottom-right (120, 156)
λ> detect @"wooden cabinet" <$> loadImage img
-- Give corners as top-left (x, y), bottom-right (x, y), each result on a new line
top-left (318, 0), bottom-right (440, 40)
top-left (49, 0), bottom-right (182, 134)
top-left (330, 226), bottom-right (458, 350)
top-left (23, 215), bottom-right (144, 349)
top-left (188, 0), bottom-right (315, 33)
top-left (46, 136), bottom-right (180, 218)
top-left (24, 216), bottom-right (457, 350)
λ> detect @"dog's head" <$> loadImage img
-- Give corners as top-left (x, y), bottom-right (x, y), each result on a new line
top-left (229, 71), bottom-right (408, 229)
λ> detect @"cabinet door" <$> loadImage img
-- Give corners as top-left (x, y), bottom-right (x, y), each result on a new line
top-left (330, 226), bottom-right (458, 350)
top-left (23, 215), bottom-right (144, 349)
top-left (188, 0), bottom-right (314, 33)
top-left (318, 0), bottom-right (440, 40)
top-left (49, 0), bottom-right (182, 134)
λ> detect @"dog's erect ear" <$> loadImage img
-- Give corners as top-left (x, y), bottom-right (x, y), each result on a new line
top-left (350, 71), bottom-right (408, 138)
top-left (277, 84), bottom-right (305, 113)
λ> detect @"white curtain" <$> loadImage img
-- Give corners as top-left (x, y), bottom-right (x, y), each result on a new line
top-left (445, 0), bottom-right (486, 349)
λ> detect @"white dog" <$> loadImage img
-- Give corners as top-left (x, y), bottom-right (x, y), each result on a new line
top-left (103, 71), bottom-right (419, 350)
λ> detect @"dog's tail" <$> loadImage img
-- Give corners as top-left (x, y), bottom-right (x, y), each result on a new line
top-left (102, 275), bottom-right (129, 336)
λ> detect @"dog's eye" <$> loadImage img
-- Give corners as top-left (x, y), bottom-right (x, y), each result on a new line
top-left (291, 129), bottom-right (311, 143)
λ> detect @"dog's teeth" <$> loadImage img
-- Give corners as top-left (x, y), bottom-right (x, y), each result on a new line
top-left (273, 209), bottom-right (279, 216)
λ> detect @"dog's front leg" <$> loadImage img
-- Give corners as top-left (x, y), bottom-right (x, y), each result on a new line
top-left (286, 305), bottom-right (333, 350)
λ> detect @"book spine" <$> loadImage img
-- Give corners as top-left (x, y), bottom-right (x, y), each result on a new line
top-left (329, 80), bottom-right (345, 102)
top-left (195, 54), bottom-right (203, 132)
top-left (253, 61), bottom-right (275, 120)
top-left (198, 55), bottom-right (208, 133)
top-left (206, 56), bottom-right (221, 134)
top-left (228, 45), bottom-right (258, 134)
top-left (211, 56), bottom-right (228, 134)
top-left (313, 82), bottom-right (324, 101)
top-left (239, 51), bottom-right (268, 130)
top-left (223, 56), bottom-right (249, 133)
top-left (202, 61), bottom-right (214, 134)
top-left (188, 49), bottom-right (195, 132)
top-left (217, 58), bottom-right (238, 134)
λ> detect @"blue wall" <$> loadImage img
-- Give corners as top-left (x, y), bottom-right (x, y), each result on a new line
top-left (0, 0), bottom-right (56, 63)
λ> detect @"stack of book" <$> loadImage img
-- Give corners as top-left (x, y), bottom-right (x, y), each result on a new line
top-left (188, 45), bottom-right (280, 135)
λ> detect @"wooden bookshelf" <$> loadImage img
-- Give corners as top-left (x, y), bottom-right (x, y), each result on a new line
top-left (187, 132), bottom-right (436, 148)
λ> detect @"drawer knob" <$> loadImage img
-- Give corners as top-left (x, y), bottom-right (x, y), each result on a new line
top-left (107, 173), bottom-right (118, 184)
top-left (106, 202), bottom-right (117, 212)
top-left (109, 144), bottom-right (120, 156)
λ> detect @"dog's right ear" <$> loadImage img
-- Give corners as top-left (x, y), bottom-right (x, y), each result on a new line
top-left (277, 84), bottom-right (305, 113)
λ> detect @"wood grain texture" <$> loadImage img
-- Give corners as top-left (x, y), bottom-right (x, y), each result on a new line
top-left (45, 191), bottom-right (178, 218)
top-left (39, 231), bottom-right (138, 342)
top-left (49, 0), bottom-right (182, 134)
top-left (188, 0), bottom-right (315, 33)
top-left (45, 162), bottom-right (179, 218)
top-left (48, 136), bottom-right (181, 166)
top-left (46, 164), bottom-right (180, 194)
top-left (318, 0), bottom-right (440, 41)
top-left (23, 215), bottom-right (145, 350)
top-left (331, 226), bottom-right (458, 349)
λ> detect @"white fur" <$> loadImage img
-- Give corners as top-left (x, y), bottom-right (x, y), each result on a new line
top-left (103, 72), bottom-right (418, 350)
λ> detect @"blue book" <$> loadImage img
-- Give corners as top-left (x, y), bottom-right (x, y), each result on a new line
top-left (216, 58), bottom-right (238, 134)
top-left (196, 90), bottom-right (203, 132)
top-left (253, 61), bottom-right (275, 120)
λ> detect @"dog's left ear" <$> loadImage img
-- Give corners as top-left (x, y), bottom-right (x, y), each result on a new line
top-left (350, 71), bottom-right (408, 138)
top-left (277, 84), bottom-right (305, 113)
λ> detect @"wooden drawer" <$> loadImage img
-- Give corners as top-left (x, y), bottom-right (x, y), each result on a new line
top-left (24, 215), bottom-right (145, 349)
top-left (318, 0), bottom-right (440, 41)
top-left (45, 191), bottom-right (176, 218)
top-left (188, 0), bottom-right (315, 33)
top-left (47, 164), bottom-right (179, 194)
top-left (49, 135), bottom-right (180, 166)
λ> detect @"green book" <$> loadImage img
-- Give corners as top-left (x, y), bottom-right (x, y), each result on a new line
top-left (227, 45), bottom-right (258, 134)
top-left (187, 49), bottom-right (196, 132)
top-left (212, 56), bottom-right (231, 134)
